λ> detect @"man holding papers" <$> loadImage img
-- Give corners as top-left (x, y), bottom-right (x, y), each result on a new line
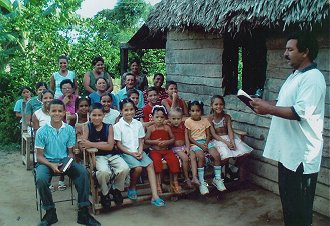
top-left (251, 32), bottom-right (326, 226)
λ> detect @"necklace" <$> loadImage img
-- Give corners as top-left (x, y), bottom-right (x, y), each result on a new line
top-left (212, 117), bottom-right (225, 128)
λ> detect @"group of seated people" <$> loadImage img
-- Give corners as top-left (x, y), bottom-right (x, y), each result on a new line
top-left (14, 57), bottom-right (253, 226)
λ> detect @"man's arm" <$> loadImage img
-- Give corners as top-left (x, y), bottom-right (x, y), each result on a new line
top-left (36, 148), bottom-right (62, 174)
top-left (250, 98), bottom-right (297, 120)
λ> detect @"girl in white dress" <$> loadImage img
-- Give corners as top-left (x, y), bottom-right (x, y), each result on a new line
top-left (208, 95), bottom-right (253, 180)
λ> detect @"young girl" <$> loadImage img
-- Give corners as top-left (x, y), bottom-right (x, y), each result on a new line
top-left (100, 93), bottom-right (120, 125)
top-left (185, 101), bottom-right (226, 195)
top-left (145, 106), bottom-right (181, 194)
top-left (208, 95), bottom-right (253, 180)
top-left (79, 103), bottom-right (129, 208)
top-left (14, 86), bottom-right (32, 131)
top-left (168, 107), bottom-right (199, 188)
top-left (32, 90), bottom-right (66, 191)
top-left (113, 98), bottom-right (165, 206)
top-left (32, 90), bottom-right (54, 130)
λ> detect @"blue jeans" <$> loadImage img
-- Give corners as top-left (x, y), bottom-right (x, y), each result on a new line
top-left (36, 162), bottom-right (90, 210)
top-left (278, 162), bottom-right (318, 226)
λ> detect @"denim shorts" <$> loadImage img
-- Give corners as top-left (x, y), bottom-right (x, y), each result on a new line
top-left (191, 139), bottom-right (214, 152)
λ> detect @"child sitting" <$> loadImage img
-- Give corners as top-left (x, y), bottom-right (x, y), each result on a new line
top-left (143, 87), bottom-right (159, 123)
top-left (35, 99), bottom-right (100, 226)
top-left (127, 89), bottom-right (144, 122)
top-left (143, 73), bottom-right (168, 105)
top-left (161, 80), bottom-right (188, 116)
top-left (113, 98), bottom-right (165, 206)
top-left (168, 107), bottom-right (199, 188)
top-left (100, 93), bottom-right (120, 125)
top-left (32, 90), bottom-right (66, 191)
top-left (25, 82), bottom-right (48, 128)
top-left (145, 105), bottom-right (181, 194)
top-left (79, 103), bottom-right (130, 208)
top-left (208, 95), bottom-right (253, 180)
top-left (14, 86), bottom-right (32, 131)
top-left (185, 101), bottom-right (226, 195)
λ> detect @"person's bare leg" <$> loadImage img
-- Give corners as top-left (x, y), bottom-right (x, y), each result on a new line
top-left (176, 152), bottom-right (189, 180)
top-left (129, 167), bottom-right (142, 190)
top-left (146, 163), bottom-right (160, 200)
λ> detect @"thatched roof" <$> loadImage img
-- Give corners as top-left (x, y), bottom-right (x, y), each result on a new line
top-left (146, 0), bottom-right (329, 34)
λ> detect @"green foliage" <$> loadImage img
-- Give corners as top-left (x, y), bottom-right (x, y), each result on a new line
top-left (0, 0), bottom-right (165, 144)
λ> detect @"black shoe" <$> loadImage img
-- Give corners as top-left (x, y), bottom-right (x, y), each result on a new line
top-left (110, 189), bottom-right (123, 206)
top-left (100, 193), bottom-right (111, 209)
top-left (77, 207), bottom-right (101, 226)
top-left (37, 208), bottom-right (58, 226)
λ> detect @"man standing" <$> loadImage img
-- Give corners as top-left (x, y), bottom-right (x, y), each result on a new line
top-left (251, 32), bottom-right (326, 226)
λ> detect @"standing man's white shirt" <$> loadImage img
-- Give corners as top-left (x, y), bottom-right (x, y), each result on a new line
top-left (263, 65), bottom-right (326, 174)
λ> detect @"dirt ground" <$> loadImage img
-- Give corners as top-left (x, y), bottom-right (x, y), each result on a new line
top-left (0, 151), bottom-right (329, 226)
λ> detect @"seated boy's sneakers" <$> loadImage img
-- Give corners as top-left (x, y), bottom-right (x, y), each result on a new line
top-left (38, 208), bottom-right (58, 226)
top-left (100, 193), bottom-right (111, 209)
top-left (199, 182), bottom-right (209, 195)
top-left (110, 189), bottom-right (123, 206)
top-left (212, 178), bottom-right (227, 191)
top-left (77, 207), bottom-right (101, 226)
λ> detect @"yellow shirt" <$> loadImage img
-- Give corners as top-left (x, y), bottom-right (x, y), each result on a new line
top-left (184, 117), bottom-right (210, 140)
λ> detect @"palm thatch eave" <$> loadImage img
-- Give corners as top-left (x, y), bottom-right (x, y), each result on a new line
top-left (146, 0), bottom-right (329, 34)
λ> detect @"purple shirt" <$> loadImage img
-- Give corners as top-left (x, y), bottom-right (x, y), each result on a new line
top-left (58, 94), bottom-right (78, 114)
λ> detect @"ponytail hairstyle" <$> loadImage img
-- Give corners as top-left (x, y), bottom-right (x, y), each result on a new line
top-left (188, 100), bottom-right (204, 115)
top-left (151, 105), bottom-right (167, 116)
top-left (75, 96), bottom-right (90, 112)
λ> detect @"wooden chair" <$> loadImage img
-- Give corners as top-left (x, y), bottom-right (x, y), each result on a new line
top-left (83, 147), bottom-right (194, 215)
top-left (21, 132), bottom-right (33, 170)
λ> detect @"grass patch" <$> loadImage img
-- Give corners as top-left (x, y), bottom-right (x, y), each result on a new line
top-left (0, 142), bottom-right (20, 153)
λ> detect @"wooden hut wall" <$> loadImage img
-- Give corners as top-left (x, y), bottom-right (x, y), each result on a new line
top-left (165, 31), bottom-right (224, 112)
top-left (166, 30), bottom-right (329, 217)
top-left (244, 34), bottom-right (330, 217)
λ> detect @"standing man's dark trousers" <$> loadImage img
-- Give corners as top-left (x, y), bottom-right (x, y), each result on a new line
top-left (278, 162), bottom-right (318, 226)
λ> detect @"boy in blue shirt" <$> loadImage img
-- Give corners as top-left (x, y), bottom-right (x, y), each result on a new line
top-left (35, 99), bottom-right (100, 226)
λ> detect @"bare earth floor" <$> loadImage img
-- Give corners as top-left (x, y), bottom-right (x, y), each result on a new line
top-left (0, 151), bottom-right (329, 226)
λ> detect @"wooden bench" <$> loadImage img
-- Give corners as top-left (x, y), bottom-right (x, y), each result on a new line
top-left (21, 132), bottom-right (33, 170)
top-left (83, 148), bottom-right (193, 214)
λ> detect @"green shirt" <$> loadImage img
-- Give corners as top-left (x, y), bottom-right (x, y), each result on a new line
top-left (25, 96), bottom-right (42, 115)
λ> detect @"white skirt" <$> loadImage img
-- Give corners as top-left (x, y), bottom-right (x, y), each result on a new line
top-left (210, 134), bottom-right (253, 160)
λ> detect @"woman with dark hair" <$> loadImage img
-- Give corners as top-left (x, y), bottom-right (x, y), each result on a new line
top-left (121, 59), bottom-right (148, 91)
top-left (83, 56), bottom-right (113, 95)
top-left (50, 55), bottom-right (78, 99)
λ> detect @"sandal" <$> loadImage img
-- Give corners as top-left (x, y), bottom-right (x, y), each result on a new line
top-left (127, 189), bottom-right (137, 200)
top-left (151, 198), bottom-right (165, 207)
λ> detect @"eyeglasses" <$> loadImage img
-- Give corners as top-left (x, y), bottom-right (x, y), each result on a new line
top-left (62, 87), bottom-right (72, 90)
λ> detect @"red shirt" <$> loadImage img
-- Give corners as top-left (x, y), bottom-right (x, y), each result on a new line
top-left (143, 104), bottom-right (154, 122)
top-left (143, 88), bottom-right (168, 105)
top-left (164, 98), bottom-right (185, 110)
top-left (171, 122), bottom-right (185, 141)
